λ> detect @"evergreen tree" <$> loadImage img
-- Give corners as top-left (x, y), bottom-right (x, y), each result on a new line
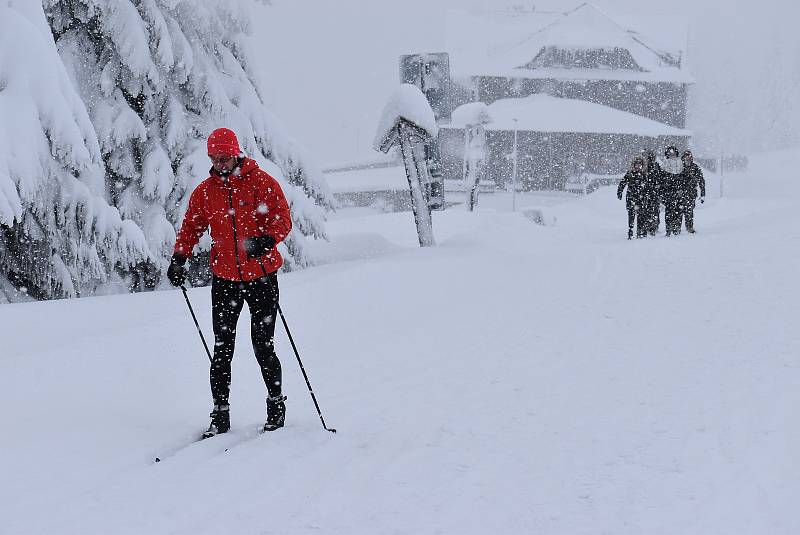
top-left (0, 0), bottom-right (150, 301)
top-left (44, 0), bottom-right (332, 287)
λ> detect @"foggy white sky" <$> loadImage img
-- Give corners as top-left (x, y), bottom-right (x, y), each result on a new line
top-left (254, 0), bottom-right (799, 165)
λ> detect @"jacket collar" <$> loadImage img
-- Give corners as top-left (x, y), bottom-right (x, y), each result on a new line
top-left (209, 157), bottom-right (259, 185)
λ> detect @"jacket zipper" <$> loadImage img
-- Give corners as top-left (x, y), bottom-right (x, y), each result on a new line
top-left (227, 188), bottom-right (244, 281)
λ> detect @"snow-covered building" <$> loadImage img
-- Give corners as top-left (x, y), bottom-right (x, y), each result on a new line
top-left (441, 94), bottom-right (690, 190)
top-left (436, 2), bottom-right (693, 190)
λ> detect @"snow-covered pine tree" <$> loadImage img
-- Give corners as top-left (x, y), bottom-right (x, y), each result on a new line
top-left (44, 0), bottom-right (333, 288)
top-left (0, 0), bottom-right (150, 302)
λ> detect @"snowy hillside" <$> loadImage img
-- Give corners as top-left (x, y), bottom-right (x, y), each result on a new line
top-left (2, 149), bottom-right (798, 534)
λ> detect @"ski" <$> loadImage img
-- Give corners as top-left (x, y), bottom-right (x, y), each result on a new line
top-left (153, 436), bottom-right (205, 464)
top-left (153, 425), bottom-right (264, 464)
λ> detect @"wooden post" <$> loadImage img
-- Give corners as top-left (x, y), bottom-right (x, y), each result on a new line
top-left (397, 122), bottom-right (435, 247)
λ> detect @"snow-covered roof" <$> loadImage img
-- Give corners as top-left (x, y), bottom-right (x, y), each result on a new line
top-left (446, 94), bottom-right (691, 138)
top-left (451, 102), bottom-right (492, 127)
top-left (445, 8), bottom-right (559, 77)
top-left (447, 3), bottom-right (692, 84)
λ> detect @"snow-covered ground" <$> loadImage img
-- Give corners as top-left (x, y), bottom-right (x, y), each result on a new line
top-left (2, 149), bottom-right (798, 534)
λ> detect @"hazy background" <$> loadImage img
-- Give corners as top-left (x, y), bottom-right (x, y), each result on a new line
top-left (252, 0), bottom-right (800, 166)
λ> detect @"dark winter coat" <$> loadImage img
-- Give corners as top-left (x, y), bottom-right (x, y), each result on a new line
top-left (683, 162), bottom-right (706, 201)
top-left (174, 157), bottom-right (292, 281)
top-left (660, 169), bottom-right (684, 201)
top-left (617, 170), bottom-right (646, 208)
top-left (642, 164), bottom-right (661, 201)
top-left (642, 156), bottom-right (663, 199)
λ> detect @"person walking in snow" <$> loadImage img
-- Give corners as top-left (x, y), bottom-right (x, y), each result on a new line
top-left (660, 145), bottom-right (685, 236)
top-left (167, 128), bottom-right (292, 438)
top-left (641, 149), bottom-right (662, 236)
top-left (681, 149), bottom-right (705, 233)
top-left (617, 156), bottom-right (647, 239)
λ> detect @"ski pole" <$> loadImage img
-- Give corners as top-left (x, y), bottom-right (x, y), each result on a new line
top-left (276, 302), bottom-right (337, 433)
top-left (258, 260), bottom-right (336, 433)
top-left (180, 285), bottom-right (212, 363)
top-left (258, 264), bottom-right (336, 433)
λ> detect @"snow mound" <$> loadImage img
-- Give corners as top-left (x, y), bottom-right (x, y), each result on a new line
top-left (521, 206), bottom-right (557, 226)
top-left (306, 232), bottom-right (402, 265)
top-left (451, 101), bottom-right (492, 127)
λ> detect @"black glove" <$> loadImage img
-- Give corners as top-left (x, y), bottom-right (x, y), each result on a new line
top-left (244, 235), bottom-right (276, 258)
top-left (167, 254), bottom-right (187, 287)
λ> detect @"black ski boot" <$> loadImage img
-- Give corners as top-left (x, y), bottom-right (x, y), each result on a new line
top-left (263, 395), bottom-right (286, 432)
top-left (202, 403), bottom-right (230, 439)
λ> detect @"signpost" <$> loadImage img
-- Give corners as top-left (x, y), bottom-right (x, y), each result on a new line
top-left (373, 85), bottom-right (439, 247)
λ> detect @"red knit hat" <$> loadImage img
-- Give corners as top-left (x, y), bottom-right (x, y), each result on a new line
top-left (207, 128), bottom-right (241, 157)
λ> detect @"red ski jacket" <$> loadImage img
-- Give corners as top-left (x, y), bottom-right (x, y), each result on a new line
top-left (174, 158), bottom-right (292, 281)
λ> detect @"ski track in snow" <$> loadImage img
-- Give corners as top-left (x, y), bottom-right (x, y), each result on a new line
top-left (1, 150), bottom-right (799, 534)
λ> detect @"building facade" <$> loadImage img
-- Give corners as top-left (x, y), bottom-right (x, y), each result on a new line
top-left (427, 3), bottom-right (694, 190)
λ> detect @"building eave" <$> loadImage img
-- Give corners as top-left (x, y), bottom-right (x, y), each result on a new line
top-left (461, 67), bottom-right (694, 85)
top-left (445, 94), bottom-right (692, 138)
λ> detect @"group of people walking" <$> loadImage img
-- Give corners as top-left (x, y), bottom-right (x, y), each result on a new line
top-left (617, 146), bottom-right (706, 239)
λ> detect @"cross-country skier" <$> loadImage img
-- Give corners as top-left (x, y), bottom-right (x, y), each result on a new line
top-left (617, 156), bottom-right (647, 239)
top-left (167, 128), bottom-right (292, 438)
top-left (681, 149), bottom-right (705, 233)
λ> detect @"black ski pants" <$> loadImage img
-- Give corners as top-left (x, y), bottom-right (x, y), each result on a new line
top-left (625, 199), bottom-right (646, 238)
top-left (645, 196), bottom-right (660, 234)
top-left (663, 193), bottom-right (683, 234)
top-left (683, 193), bottom-right (697, 231)
top-left (210, 273), bottom-right (282, 405)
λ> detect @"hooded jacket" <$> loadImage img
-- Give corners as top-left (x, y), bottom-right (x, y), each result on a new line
top-left (174, 157), bottom-right (292, 281)
top-left (618, 163), bottom-right (646, 207)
